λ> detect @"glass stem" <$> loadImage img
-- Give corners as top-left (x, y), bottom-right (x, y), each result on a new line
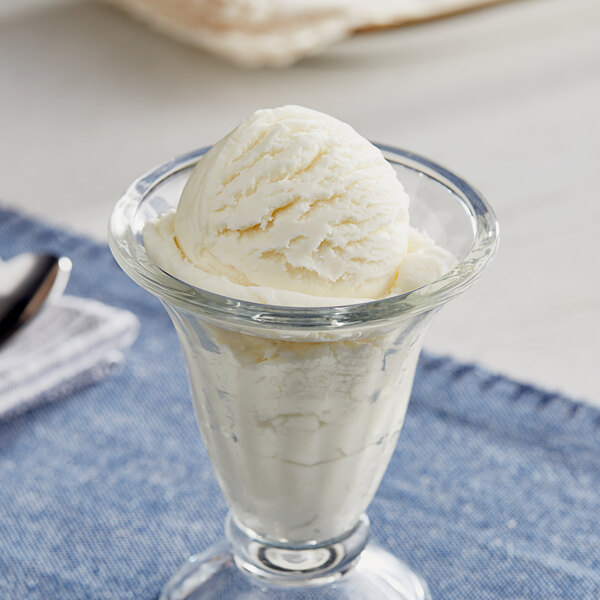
top-left (226, 513), bottom-right (370, 588)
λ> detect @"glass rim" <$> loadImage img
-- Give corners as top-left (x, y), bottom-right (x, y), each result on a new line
top-left (108, 145), bottom-right (499, 331)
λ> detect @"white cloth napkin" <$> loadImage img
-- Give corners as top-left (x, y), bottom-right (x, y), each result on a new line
top-left (105, 0), bottom-right (508, 66)
top-left (0, 295), bottom-right (140, 419)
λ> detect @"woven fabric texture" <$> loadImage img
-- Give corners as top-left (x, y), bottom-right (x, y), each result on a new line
top-left (0, 206), bottom-right (598, 599)
top-left (0, 293), bottom-right (139, 418)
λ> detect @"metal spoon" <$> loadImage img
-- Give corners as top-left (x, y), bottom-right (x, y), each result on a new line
top-left (0, 253), bottom-right (72, 346)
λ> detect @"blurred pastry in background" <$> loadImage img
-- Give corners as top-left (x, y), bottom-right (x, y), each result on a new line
top-left (103, 0), bottom-right (513, 67)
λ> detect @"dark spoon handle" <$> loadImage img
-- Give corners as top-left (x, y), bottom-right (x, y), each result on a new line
top-left (0, 255), bottom-right (59, 346)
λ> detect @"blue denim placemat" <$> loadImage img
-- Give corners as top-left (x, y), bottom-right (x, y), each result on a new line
top-left (1, 206), bottom-right (599, 599)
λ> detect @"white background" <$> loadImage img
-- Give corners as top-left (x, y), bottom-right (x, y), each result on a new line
top-left (1, 0), bottom-right (599, 404)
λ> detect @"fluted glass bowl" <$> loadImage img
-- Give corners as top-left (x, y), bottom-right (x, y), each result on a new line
top-left (108, 145), bottom-right (498, 600)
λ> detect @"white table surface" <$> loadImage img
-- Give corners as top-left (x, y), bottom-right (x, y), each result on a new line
top-left (1, 0), bottom-right (599, 404)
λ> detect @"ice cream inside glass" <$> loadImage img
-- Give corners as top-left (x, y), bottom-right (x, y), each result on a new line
top-left (109, 106), bottom-right (498, 600)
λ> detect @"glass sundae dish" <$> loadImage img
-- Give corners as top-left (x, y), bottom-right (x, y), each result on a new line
top-left (108, 107), bottom-right (498, 599)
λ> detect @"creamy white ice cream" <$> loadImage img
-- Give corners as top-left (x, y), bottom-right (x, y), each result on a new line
top-left (144, 105), bottom-right (454, 306)
top-left (144, 106), bottom-right (455, 543)
top-left (171, 318), bottom-right (428, 542)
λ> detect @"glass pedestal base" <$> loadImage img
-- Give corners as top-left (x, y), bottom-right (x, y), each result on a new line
top-left (160, 515), bottom-right (431, 600)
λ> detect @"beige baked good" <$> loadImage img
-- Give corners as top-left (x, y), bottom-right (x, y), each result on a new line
top-left (104, 0), bottom-right (514, 67)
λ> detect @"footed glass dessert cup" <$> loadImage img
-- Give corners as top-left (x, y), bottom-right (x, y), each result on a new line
top-left (109, 145), bottom-right (498, 599)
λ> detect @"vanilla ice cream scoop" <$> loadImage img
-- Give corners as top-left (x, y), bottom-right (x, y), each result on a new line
top-left (144, 105), bottom-right (454, 305)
